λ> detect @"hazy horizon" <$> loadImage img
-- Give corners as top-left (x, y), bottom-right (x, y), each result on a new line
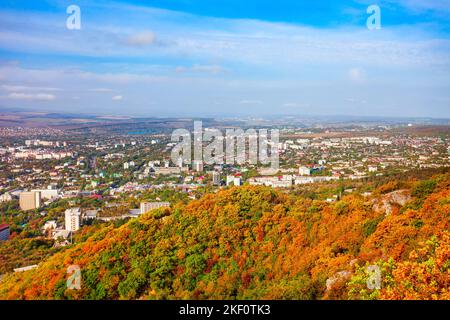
top-left (2, 106), bottom-right (450, 125)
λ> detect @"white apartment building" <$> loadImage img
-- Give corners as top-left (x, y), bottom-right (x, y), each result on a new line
top-left (140, 202), bottom-right (170, 214)
top-left (19, 191), bottom-right (41, 211)
top-left (31, 187), bottom-right (59, 200)
top-left (65, 208), bottom-right (81, 232)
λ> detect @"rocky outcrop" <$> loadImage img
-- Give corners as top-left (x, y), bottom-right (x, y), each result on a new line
top-left (326, 271), bottom-right (351, 291)
top-left (372, 189), bottom-right (412, 216)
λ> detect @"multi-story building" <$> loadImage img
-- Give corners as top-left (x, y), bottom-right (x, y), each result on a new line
top-left (31, 187), bottom-right (59, 200)
top-left (65, 208), bottom-right (81, 232)
top-left (19, 191), bottom-right (41, 211)
top-left (140, 202), bottom-right (170, 214)
top-left (153, 166), bottom-right (189, 175)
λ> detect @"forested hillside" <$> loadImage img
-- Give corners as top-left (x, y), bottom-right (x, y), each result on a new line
top-left (0, 173), bottom-right (448, 300)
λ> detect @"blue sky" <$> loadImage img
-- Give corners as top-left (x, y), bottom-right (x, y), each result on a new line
top-left (0, 0), bottom-right (449, 118)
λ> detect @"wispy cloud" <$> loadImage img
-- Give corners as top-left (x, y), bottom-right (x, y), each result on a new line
top-left (7, 92), bottom-right (56, 101)
top-left (0, 6), bottom-right (449, 69)
top-left (175, 64), bottom-right (227, 74)
top-left (348, 68), bottom-right (365, 83)
top-left (283, 102), bottom-right (310, 108)
top-left (373, 0), bottom-right (450, 13)
top-left (89, 88), bottom-right (114, 92)
top-left (1, 85), bottom-right (61, 92)
top-left (239, 99), bottom-right (263, 105)
top-left (125, 31), bottom-right (156, 47)
top-left (0, 1), bottom-right (449, 118)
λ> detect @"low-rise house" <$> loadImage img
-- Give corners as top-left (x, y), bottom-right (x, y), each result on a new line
top-left (42, 220), bottom-right (57, 233)
top-left (0, 192), bottom-right (13, 203)
top-left (84, 210), bottom-right (98, 220)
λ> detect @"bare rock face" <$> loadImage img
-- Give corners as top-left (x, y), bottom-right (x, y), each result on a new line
top-left (372, 189), bottom-right (412, 216)
top-left (326, 270), bottom-right (351, 291)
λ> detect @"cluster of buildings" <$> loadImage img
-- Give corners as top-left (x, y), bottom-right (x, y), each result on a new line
top-left (226, 174), bottom-right (242, 186)
top-left (17, 186), bottom-right (60, 211)
top-left (13, 149), bottom-right (72, 160)
top-left (248, 173), bottom-right (339, 188)
top-left (278, 135), bottom-right (449, 178)
top-left (36, 201), bottom-right (171, 245)
top-left (25, 140), bottom-right (67, 147)
top-left (0, 125), bottom-right (448, 245)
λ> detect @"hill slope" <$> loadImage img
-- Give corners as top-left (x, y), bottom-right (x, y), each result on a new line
top-left (0, 174), bottom-right (448, 300)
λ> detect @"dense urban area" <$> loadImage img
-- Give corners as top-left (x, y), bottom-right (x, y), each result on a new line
top-left (0, 118), bottom-right (448, 299)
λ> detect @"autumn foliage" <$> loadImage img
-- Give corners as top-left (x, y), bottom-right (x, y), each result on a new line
top-left (0, 173), bottom-right (448, 300)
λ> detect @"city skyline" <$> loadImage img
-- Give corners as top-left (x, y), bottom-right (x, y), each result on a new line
top-left (0, 0), bottom-right (449, 118)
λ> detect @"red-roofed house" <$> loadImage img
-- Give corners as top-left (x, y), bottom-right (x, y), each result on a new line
top-left (88, 194), bottom-right (103, 200)
top-left (0, 224), bottom-right (10, 241)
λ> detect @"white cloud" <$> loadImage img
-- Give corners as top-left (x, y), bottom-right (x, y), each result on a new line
top-left (1, 85), bottom-right (61, 92)
top-left (283, 102), bottom-right (309, 108)
top-left (0, 60), bottom-right (449, 118)
top-left (175, 64), bottom-right (227, 74)
top-left (0, 7), bottom-right (449, 69)
top-left (0, 2), bottom-right (448, 118)
top-left (346, 97), bottom-right (367, 104)
top-left (126, 31), bottom-right (156, 47)
top-left (7, 92), bottom-right (56, 101)
top-left (380, 0), bottom-right (450, 13)
top-left (89, 88), bottom-right (113, 92)
top-left (112, 95), bottom-right (123, 101)
top-left (239, 99), bottom-right (263, 105)
top-left (348, 68), bottom-right (365, 82)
